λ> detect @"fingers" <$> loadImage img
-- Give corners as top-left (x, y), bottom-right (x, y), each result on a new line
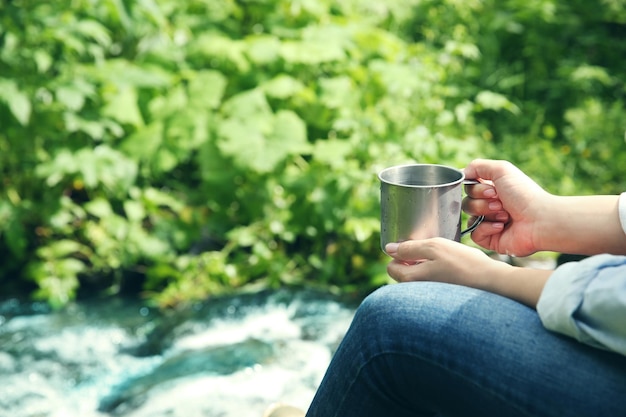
top-left (387, 259), bottom-right (427, 282)
top-left (386, 238), bottom-right (451, 262)
top-left (463, 193), bottom-right (509, 222)
top-left (463, 159), bottom-right (517, 183)
top-left (470, 218), bottom-right (505, 239)
top-left (386, 239), bottom-right (445, 282)
top-left (464, 182), bottom-right (497, 199)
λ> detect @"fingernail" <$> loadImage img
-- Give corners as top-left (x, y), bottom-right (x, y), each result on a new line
top-left (495, 212), bottom-right (509, 221)
top-left (484, 189), bottom-right (497, 198)
top-left (492, 222), bottom-right (504, 230)
top-left (488, 201), bottom-right (502, 211)
top-left (385, 242), bottom-right (399, 254)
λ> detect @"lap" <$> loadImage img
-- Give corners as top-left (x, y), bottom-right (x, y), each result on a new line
top-left (307, 282), bottom-right (626, 417)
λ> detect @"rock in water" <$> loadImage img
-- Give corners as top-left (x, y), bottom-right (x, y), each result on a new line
top-left (98, 338), bottom-right (274, 413)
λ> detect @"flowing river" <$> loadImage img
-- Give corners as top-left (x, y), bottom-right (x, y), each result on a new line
top-left (0, 289), bottom-right (357, 417)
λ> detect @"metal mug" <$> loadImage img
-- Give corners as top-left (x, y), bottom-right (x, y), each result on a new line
top-left (378, 163), bottom-right (484, 254)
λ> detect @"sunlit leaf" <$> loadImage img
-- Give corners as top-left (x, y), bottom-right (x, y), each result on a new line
top-left (261, 74), bottom-right (306, 99)
top-left (218, 107), bottom-right (310, 173)
top-left (56, 86), bottom-right (86, 111)
top-left (85, 198), bottom-right (114, 218)
top-left (221, 89), bottom-right (273, 130)
top-left (82, 59), bottom-right (172, 88)
top-left (74, 19), bottom-right (112, 46)
top-left (121, 122), bottom-right (163, 162)
top-left (37, 240), bottom-right (90, 259)
top-left (475, 91), bottom-right (520, 114)
top-left (188, 70), bottom-right (227, 109)
top-left (320, 76), bottom-right (355, 108)
top-left (245, 34), bottom-right (281, 64)
top-left (190, 33), bottom-right (250, 72)
top-left (124, 200), bottom-right (146, 222)
top-left (280, 40), bottom-right (346, 64)
top-left (312, 138), bottom-right (353, 168)
top-left (102, 85), bottom-right (144, 126)
top-left (0, 79), bottom-right (31, 125)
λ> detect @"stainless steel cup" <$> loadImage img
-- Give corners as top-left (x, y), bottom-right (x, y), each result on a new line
top-left (378, 164), bottom-right (483, 253)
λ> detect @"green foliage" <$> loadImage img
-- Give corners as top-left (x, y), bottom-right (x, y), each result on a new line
top-left (0, 0), bottom-right (624, 307)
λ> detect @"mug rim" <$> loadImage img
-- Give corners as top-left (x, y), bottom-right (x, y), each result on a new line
top-left (378, 163), bottom-right (465, 188)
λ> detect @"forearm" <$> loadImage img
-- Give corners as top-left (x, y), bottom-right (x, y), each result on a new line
top-left (482, 263), bottom-right (552, 309)
top-left (536, 195), bottom-right (626, 255)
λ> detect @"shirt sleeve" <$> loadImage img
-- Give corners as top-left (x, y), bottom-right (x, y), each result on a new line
top-left (537, 254), bottom-right (626, 356)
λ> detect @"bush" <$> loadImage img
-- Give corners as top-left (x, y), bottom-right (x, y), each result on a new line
top-left (0, 0), bottom-right (623, 307)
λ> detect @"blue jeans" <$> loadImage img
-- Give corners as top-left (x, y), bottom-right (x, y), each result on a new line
top-left (305, 282), bottom-right (626, 417)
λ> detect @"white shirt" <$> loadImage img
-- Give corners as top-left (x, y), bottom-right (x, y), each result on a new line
top-left (536, 192), bottom-right (626, 356)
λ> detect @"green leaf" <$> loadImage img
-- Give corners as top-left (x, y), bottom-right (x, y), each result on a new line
top-left (280, 40), bottom-right (346, 64)
top-left (124, 200), bottom-right (146, 222)
top-left (245, 34), bottom-right (281, 64)
top-left (320, 76), bottom-right (355, 108)
top-left (34, 50), bottom-right (53, 73)
top-left (9, 92), bottom-right (31, 126)
top-left (85, 198), bottom-right (114, 218)
top-left (63, 112), bottom-right (107, 140)
top-left (312, 138), bottom-right (353, 168)
top-left (56, 86), bottom-right (87, 111)
top-left (198, 139), bottom-right (234, 183)
top-left (165, 109), bottom-right (210, 150)
top-left (571, 65), bottom-right (613, 85)
top-left (82, 59), bottom-right (172, 88)
top-left (149, 85), bottom-right (188, 118)
top-left (35, 149), bottom-right (77, 186)
top-left (272, 110), bottom-right (310, 154)
top-left (217, 121), bottom-right (268, 169)
top-left (221, 89), bottom-right (273, 130)
top-left (121, 122), bottom-right (164, 161)
top-left (142, 187), bottom-right (184, 212)
top-left (218, 108), bottom-right (310, 173)
top-left (345, 217), bottom-right (379, 242)
top-left (74, 19), bottom-right (112, 46)
top-left (0, 79), bottom-right (31, 125)
top-left (188, 70), bottom-right (227, 109)
top-left (190, 33), bottom-right (250, 72)
top-left (66, 145), bottom-right (138, 193)
top-left (227, 225), bottom-right (258, 247)
top-left (475, 91), bottom-right (520, 114)
top-left (154, 148), bottom-right (179, 172)
top-left (261, 74), bottom-right (306, 99)
top-left (102, 85), bottom-right (144, 126)
top-left (127, 224), bottom-right (170, 258)
top-left (32, 259), bottom-right (83, 308)
top-left (37, 240), bottom-right (90, 259)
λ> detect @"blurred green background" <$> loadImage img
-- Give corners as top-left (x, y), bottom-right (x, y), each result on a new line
top-left (1, 0), bottom-right (624, 308)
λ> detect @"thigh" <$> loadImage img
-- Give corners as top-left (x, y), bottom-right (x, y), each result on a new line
top-left (306, 282), bottom-right (626, 417)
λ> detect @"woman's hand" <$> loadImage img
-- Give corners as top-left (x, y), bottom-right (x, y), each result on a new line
top-left (385, 238), bottom-right (507, 289)
top-left (462, 159), bottom-right (626, 256)
top-left (462, 159), bottom-right (551, 257)
top-left (385, 238), bottom-right (551, 308)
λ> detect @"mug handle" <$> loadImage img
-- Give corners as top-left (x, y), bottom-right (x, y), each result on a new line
top-left (460, 180), bottom-right (484, 237)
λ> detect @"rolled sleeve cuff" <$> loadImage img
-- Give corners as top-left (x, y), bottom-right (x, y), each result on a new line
top-left (537, 260), bottom-right (594, 343)
top-left (537, 254), bottom-right (626, 355)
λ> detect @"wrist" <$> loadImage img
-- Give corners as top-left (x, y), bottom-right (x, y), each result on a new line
top-left (532, 193), bottom-right (565, 253)
top-left (483, 262), bottom-right (551, 308)
top-left (479, 258), bottom-right (515, 293)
